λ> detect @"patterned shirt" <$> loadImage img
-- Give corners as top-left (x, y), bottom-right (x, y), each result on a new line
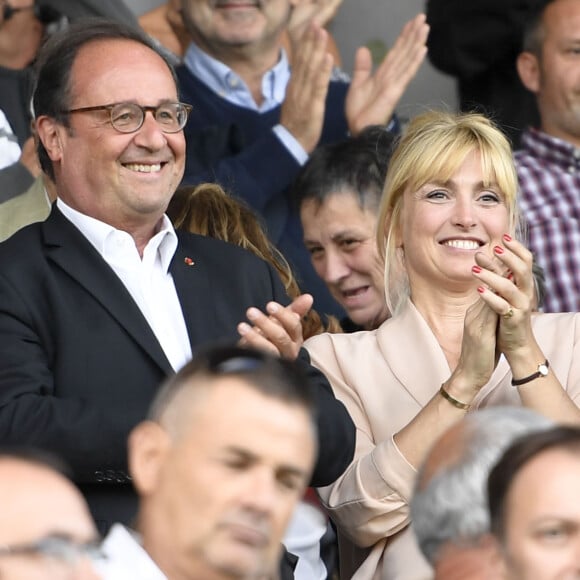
top-left (515, 127), bottom-right (580, 312)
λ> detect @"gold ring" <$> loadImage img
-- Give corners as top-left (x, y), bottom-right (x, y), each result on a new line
top-left (503, 307), bottom-right (514, 319)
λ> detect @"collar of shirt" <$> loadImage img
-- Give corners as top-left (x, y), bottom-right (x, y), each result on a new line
top-left (184, 41), bottom-right (290, 112)
top-left (56, 198), bottom-right (178, 272)
top-left (520, 127), bottom-right (580, 171)
top-left (98, 523), bottom-right (167, 580)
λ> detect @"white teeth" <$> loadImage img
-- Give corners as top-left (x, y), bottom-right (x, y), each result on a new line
top-left (124, 163), bottom-right (162, 173)
top-left (443, 239), bottom-right (480, 250)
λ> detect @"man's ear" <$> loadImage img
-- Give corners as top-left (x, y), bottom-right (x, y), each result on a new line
top-left (517, 51), bottom-right (541, 94)
top-left (128, 421), bottom-right (171, 496)
top-left (35, 115), bottom-right (65, 163)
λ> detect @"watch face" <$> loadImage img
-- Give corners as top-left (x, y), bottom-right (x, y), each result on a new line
top-left (538, 364), bottom-right (549, 376)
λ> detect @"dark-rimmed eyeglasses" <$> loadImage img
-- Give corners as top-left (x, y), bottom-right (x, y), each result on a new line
top-left (63, 102), bottom-right (192, 134)
top-left (0, 536), bottom-right (105, 566)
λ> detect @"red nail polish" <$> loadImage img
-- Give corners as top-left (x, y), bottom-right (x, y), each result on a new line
top-left (477, 286), bottom-right (485, 294)
top-left (503, 234), bottom-right (512, 242)
top-left (472, 265), bottom-right (482, 273)
top-left (494, 245), bottom-right (504, 254)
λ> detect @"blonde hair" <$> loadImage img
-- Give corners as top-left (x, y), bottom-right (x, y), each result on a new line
top-left (168, 183), bottom-right (342, 338)
top-left (376, 111), bottom-right (521, 313)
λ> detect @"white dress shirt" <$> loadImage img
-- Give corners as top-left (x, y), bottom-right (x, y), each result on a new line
top-left (97, 524), bottom-right (166, 580)
top-left (57, 199), bottom-right (192, 371)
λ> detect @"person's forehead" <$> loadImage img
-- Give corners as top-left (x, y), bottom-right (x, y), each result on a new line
top-left (0, 461), bottom-right (95, 542)
top-left (182, 377), bottom-right (314, 455)
top-left (70, 38), bottom-right (177, 95)
top-left (544, 0), bottom-right (580, 36)
top-left (509, 448), bottom-right (580, 506)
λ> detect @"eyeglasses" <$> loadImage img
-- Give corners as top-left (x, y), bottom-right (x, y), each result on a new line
top-left (0, 536), bottom-right (105, 566)
top-left (64, 101), bottom-right (193, 134)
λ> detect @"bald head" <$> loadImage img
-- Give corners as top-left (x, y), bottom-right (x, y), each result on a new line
top-left (0, 454), bottom-right (99, 579)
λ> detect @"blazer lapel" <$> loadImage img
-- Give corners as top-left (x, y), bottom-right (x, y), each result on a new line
top-left (376, 299), bottom-right (453, 407)
top-left (170, 232), bottom-right (216, 348)
top-left (42, 207), bottom-right (173, 375)
top-left (376, 299), bottom-right (513, 407)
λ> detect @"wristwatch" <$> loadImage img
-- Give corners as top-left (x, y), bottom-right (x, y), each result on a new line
top-left (511, 360), bottom-right (550, 386)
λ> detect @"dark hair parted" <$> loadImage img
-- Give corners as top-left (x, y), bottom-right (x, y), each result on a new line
top-left (291, 125), bottom-right (396, 212)
top-left (148, 344), bottom-right (317, 426)
top-left (488, 425), bottom-right (580, 540)
top-left (33, 17), bottom-right (177, 181)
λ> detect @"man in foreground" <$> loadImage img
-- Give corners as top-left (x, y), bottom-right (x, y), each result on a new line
top-left (0, 19), bottom-right (354, 531)
top-left (99, 345), bottom-right (317, 579)
top-left (411, 407), bottom-right (552, 579)
top-left (0, 450), bottom-right (101, 580)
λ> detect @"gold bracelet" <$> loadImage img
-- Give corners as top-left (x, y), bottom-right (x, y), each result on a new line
top-left (439, 383), bottom-right (471, 411)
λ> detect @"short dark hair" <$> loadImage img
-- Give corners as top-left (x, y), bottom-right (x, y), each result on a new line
top-left (488, 425), bottom-right (580, 540)
top-left (521, 0), bottom-right (556, 56)
top-left (33, 17), bottom-right (177, 181)
top-left (148, 344), bottom-right (317, 428)
top-left (291, 125), bottom-right (396, 213)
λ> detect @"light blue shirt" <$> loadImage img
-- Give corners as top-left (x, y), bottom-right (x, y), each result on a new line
top-left (184, 42), bottom-right (308, 164)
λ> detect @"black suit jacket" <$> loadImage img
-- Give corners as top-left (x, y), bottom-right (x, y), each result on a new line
top-left (0, 207), bottom-right (354, 530)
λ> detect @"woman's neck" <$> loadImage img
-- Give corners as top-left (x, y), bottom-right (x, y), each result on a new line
top-left (410, 283), bottom-right (479, 370)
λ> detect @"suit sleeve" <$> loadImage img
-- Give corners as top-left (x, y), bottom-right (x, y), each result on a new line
top-left (0, 269), bottom-right (135, 481)
top-left (263, 260), bottom-right (356, 487)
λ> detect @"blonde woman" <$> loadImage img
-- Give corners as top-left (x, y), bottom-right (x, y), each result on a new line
top-left (305, 111), bottom-right (580, 579)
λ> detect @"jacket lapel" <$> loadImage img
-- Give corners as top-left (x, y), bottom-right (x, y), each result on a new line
top-left (376, 298), bottom-right (512, 407)
top-left (42, 207), bottom-right (173, 374)
top-left (376, 299), bottom-right (453, 407)
top-left (170, 232), bottom-right (216, 348)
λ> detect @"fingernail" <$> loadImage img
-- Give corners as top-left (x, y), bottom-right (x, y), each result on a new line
top-left (247, 308), bottom-right (259, 320)
top-left (477, 286), bottom-right (485, 294)
top-left (472, 265), bottom-right (482, 274)
top-left (503, 234), bottom-right (512, 242)
top-left (238, 322), bottom-right (251, 335)
top-left (266, 302), bottom-right (279, 314)
top-left (494, 245), bottom-right (504, 254)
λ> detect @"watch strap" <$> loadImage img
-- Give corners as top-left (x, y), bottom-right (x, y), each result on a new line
top-left (511, 360), bottom-right (550, 386)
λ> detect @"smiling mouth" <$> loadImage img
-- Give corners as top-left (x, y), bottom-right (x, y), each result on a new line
top-left (441, 239), bottom-right (482, 250)
top-left (215, 0), bottom-right (259, 8)
top-left (341, 286), bottom-right (369, 299)
top-left (123, 163), bottom-right (164, 173)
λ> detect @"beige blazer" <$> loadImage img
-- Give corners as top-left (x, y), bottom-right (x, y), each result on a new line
top-left (305, 300), bottom-right (580, 580)
top-left (0, 177), bottom-right (50, 242)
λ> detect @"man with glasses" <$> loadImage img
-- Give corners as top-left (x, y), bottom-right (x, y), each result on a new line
top-left (0, 449), bottom-right (101, 580)
top-left (0, 0), bottom-right (137, 207)
top-left (0, 17), bottom-right (355, 545)
top-left (99, 345), bottom-right (317, 579)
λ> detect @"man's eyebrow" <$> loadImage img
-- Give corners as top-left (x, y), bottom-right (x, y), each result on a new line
top-left (41, 531), bottom-right (100, 543)
top-left (222, 446), bottom-right (310, 479)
